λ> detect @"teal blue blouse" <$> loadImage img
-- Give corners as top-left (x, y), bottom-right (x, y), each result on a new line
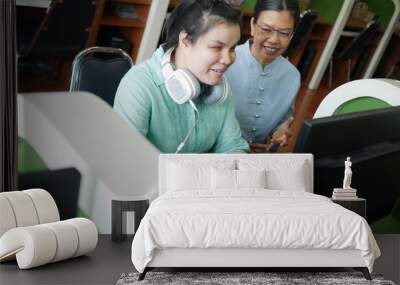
top-left (225, 40), bottom-right (300, 144)
top-left (114, 46), bottom-right (249, 153)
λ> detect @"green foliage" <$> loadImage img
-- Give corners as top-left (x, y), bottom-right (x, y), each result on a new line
top-left (77, 208), bottom-right (90, 218)
top-left (18, 137), bottom-right (48, 174)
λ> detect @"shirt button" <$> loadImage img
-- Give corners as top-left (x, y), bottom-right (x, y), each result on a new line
top-left (255, 114), bottom-right (260, 118)
top-left (259, 87), bottom-right (264, 91)
top-left (252, 127), bottom-right (256, 132)
top-left (256, 100), bottom-right (261, 104)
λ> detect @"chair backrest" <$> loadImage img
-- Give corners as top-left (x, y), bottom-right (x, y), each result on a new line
top-left (284, 10), bottom-right (319, 57)
top-left (70, 46), bottom-right (134, 106)
top-left (335, 20), bottom-right (380, 60)
top-left (27, 0), bottom-right (97, 57)
top-left (313, 79), bottom-right (400, 118)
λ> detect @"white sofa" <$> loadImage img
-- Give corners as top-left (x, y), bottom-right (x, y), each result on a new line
top-left (131, 154), bottom-right (380, 280)
top-left (0, 189), bottom-right (98, 269)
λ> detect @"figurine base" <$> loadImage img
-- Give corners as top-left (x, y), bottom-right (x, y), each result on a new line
top-left (333, 187), bottom-right (357, 192)
top-left (332, 187), bottom-right (358, 200)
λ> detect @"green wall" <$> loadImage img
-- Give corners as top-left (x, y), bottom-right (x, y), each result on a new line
top-left (308, 0), bottom-right (395, 28)
top-left (308, 0), bottom-right (345, 24)
top-left (242, 0), bottom-right (256, 9)
top-left (366, 0), bottom-right (395, 28)
top-left (241, 0), bottom-right (345, 23)
top-left (244, 0), bottom-right (395, 28)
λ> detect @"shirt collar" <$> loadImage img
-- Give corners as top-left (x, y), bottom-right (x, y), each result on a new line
top-left (244, 39), bottom-right (281, 72)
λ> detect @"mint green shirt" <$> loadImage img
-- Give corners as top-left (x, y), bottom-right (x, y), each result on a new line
top-left (114, 46), bottom-right (249, 153)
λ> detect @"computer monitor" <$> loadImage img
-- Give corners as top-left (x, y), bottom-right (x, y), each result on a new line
top-left (293, 106), bottom-right (400, 229)
top-left (294, 106), bottom-right (400, 158)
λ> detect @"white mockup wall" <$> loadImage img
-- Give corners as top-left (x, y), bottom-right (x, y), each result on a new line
top-left (18, 92), bottom-right (160, 233)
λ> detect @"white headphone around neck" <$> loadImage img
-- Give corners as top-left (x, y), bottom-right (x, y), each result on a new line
top-left (161, 48), bottom-right (229, 105)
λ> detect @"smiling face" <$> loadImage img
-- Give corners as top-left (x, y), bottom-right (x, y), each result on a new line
top-left (250, 10), bottom-right (295, 66)
top-left (176, 22), bottom-right (241, 86)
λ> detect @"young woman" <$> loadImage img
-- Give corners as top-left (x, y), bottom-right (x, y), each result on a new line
top-left (114, 0), bottom-right (248, 153)
top-left (225, 0), bottom-right (300, 152)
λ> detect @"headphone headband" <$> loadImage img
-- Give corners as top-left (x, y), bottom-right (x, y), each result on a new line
top-left (161, 48), bottom-right (175, 80)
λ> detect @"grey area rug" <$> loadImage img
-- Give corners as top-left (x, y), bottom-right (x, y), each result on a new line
top-left (116, 272), bottom-right (396, 285)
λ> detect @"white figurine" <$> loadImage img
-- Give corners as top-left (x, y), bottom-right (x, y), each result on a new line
top-left (343, 157), bottom-right (353, 189)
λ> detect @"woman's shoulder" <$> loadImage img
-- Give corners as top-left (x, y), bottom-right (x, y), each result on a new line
top-left (120, 49), bottom-right (164, 88)
top-left (235, 41), bottom-right (248, 53)
top-left (116, 65), bottom-right (160, 104)
top-left (275, 56), bottom-right (300, 80)
top-left (123, 63), bottom-right (148, 80)
top-left (234, 41), bottom-right (252, 63)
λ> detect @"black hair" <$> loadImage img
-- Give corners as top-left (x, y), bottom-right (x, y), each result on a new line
top-left (254, 0), bottom-right (300, 28)
top-left (163, 0), bottom-right (242, 51)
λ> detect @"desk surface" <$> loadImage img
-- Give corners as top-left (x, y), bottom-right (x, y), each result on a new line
top-left (0, 235), bottom-right (133, 285)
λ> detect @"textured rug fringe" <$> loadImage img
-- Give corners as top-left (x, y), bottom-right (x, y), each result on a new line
top-left (116, 271), bottom-right (395, 285)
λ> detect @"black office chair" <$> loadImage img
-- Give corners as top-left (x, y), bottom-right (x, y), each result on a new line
top-left (284, 10), bottom-right (319, 58)
top-left (19, 168), bottom-right (81, 220)
top-left (329, 20), bottom-right (380, 87)
top-left (70, 46), bottom-right (134, 106)
top-left (17, 0), bottom-right (98, 58)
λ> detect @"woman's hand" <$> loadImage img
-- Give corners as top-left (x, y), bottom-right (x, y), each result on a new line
top-left (249, 143), bottom-right (269, 153)
top-left (266, 116), bottom-right (294, 150)
top-left (249, 117), bottom-right (294, 153)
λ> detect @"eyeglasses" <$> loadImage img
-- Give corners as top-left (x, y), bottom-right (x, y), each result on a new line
top-left (255, 23), bottom-right (293, 40)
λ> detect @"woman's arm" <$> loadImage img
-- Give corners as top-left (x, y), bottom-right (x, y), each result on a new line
top-left (265, 68), bottom-right (301, 150)
top-left (211, 94), bottom-right (249, 153)
top-left (113, 68), bottom-right (152, 137)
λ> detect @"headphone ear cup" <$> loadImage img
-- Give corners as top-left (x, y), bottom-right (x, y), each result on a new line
top-left (165, 69), bottom-right (201, 104)
top-left (203, 76), bottom-right (229, 105)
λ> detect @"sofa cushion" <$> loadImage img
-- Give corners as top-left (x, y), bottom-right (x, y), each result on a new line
top-left (0, 189), bottom-right (60, 238)
top-left (0, 218), bottom-right (97, 269)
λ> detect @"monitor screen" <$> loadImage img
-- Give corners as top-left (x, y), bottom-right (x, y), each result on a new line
top-left (293, 106), bottom-right (400, 158)
top-left (293, 106), bottom-right (400, 232)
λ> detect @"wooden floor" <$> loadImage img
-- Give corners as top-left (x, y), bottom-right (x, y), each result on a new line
top-left (1, 234), bottom-right (399, 284)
